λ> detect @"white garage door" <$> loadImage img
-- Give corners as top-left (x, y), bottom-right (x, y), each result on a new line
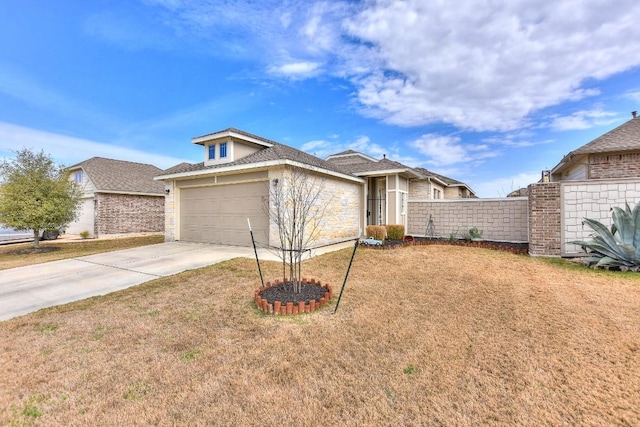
top-left (180, 181), bottom-right (269, 246)
top-left (65, 198), bottom-right (94, 236)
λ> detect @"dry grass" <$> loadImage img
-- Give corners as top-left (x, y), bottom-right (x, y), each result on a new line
top-left (1, 245), bottom-right (639, 426)
top-left (0, 235), bottom-right (164, 270)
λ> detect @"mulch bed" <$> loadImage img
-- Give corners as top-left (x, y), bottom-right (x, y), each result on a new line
top-left (259, 282), bottom-right (328, 305)
top-left (361, 237), bottom-right (529, 255)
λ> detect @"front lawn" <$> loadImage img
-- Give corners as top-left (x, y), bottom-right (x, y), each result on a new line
top-left (1, 246), bottom-right (638, 425)
top-left (0, 234), bottom-right (164, 270)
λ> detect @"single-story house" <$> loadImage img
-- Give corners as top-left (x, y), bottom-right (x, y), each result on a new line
top-left (155, 129), bottom-right (364, 247)
top-left (66, 157), bottom-right (165, 237)
top-left (156, 128), bottom-right (475, 247)
top-left (549, 112), bottom-right (640, 182)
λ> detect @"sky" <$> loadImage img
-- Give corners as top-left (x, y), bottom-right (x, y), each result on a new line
top-left (1, 1), bottom-right (639, 197)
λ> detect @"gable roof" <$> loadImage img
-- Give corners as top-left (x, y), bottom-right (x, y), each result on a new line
top-left (68, 157), bottom-right (165, 195)
top-left (325, 150), bottom-right (476, 195)
top-left (157, 128), bottom-right (361, 183)
top-left (551, 116), bottom-right (640, 176)
top-left (571, 117), bottom-right (640, 155)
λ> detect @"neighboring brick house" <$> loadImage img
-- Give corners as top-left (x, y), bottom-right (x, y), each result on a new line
top-left (325, 150), bottom-right (476, 228)
top-left (549, 114), bottom-right (640, 181)
top-left (530, 113), bottom-right (640, 257)
top-left (66, 157), bottom-right (165, 237)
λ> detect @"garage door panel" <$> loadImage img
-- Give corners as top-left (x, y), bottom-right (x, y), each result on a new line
top-left (180, 182), bottom-right (268, 246)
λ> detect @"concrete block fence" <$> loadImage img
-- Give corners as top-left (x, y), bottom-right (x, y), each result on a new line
top-left (407, 198), bottom-right (529, 242)
top-left (408, 178), bottom-right (640, 257)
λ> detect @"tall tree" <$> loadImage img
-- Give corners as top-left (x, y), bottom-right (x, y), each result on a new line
top-left (0, 148), bottom-right (82, 248)
top-left (266, 166), bottom-right (329, 293)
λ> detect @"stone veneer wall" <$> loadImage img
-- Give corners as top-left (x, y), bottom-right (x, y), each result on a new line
top-left (409, 180), bottom-right (431, 199)
top-left (95, 193), bottom-right (165, 236)
top-left (589, 152), bottom-right (640, 179)
top-left (267, 171), bottom-right (362, 248)
top-left (528, 183), bottom-right (561, 256)
top-left (407, 198), bottom-right (528, 242)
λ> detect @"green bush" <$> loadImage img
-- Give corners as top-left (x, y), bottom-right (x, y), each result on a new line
top-left (366, 225), bottom-right (386, 241)
top-left (386, 224), bottom-right (405, 240)
top-left (79, 230), bottom-right (90, 239)
top-left (469, 227), bottom-right (483, 240)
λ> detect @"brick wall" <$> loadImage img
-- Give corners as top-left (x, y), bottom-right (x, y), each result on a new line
top-left (528, 183), bottom-right (561, 256)
top-left (95, 193), bottom-right (165, 236)
top-left (407, 198), bottom-right (528, 241)
top-left (589, 152), bottom-right (640, 179)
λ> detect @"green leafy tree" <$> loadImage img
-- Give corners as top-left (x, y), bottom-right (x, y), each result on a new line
top-left (0, 148), bottom-right (82, 248)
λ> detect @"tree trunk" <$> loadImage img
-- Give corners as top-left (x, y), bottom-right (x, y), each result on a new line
top-left (32, 229), bottom-right (40, 248)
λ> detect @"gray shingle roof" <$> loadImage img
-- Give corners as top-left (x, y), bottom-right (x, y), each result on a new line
top-left (161, 139), bottom-right (350, 177)
top-left (68, 157), bottom-right (165, 194)
top-left (572, 117), bottom-right (640, 155)
top-left (414, 167), bottom-right (464, 186)
top-left (336, 157), bottom-right (415, 175)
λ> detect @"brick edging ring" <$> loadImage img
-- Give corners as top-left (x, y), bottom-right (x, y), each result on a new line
top-left (254, 278), bottom-right (333, 316)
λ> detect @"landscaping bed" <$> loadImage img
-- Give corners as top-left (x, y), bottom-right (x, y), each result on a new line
top-left (361, 236), bottom-right (529, 255)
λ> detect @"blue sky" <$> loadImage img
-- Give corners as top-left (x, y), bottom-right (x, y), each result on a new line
top-left (1, 0), bottom-right (639, 197)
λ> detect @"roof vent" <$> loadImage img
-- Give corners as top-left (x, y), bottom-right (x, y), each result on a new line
top-left (633, 111), bottom-right (637, 119)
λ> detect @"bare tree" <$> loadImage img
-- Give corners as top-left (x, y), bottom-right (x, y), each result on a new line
top-left (266, 166), bottom-right (329, 293)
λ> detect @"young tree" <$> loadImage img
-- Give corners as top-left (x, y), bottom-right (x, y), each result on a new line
top-left (267, 166), bottom-right (329, 293)
top-left (0, 148), bottom-right (82, 248)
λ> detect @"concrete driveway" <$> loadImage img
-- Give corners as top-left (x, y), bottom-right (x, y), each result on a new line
top-left (0, 241), bottom-right (322, 321)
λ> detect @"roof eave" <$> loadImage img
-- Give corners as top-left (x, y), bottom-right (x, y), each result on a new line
top-left (354, 168), bottom-right (422, 179)
top-left (155, 159), bottom-right (365, 185)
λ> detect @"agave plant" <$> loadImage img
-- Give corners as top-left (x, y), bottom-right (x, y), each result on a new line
top-left (570, 201), bottom-right (640, 271)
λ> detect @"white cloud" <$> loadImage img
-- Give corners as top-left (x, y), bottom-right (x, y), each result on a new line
top-left (268, 61), bottom-right (322, 78)
top-left (624, 90), bottom-right (640, 102)
top-left (345, 0), bottom-right (640, 131)
top-left (410, 134), bottom-right (498, 166)
top-left (94, 1), bottom-right (640, 132)
top-left (0, 122), bottom-right (190, 169)
top-left (549, 109), bottom-right (619, 131)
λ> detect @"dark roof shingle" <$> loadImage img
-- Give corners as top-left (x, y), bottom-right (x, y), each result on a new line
top-left (573, 117), bottom-right (640, 155)
top-left (69, 157), bottom-right (165, 194)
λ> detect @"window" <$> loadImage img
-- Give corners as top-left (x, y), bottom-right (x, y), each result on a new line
top-left (219, 142), bottom-right (227, 158)
top-left (433, 188), bottom-right (442, 199)
top-left (208, 144), bottom-right (215, 160)
top-left (74, 171), bottom-right (83, 183)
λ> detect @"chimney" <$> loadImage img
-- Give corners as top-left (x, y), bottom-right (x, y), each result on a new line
top-left (633, 111), bottom-right (638, 119)
top-left (383, 154), bottom-right (386, 159)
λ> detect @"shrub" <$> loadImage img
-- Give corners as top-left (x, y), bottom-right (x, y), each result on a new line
top-left (366, 225), bottom-right (386, 241)
top-left (571, 201), bottom-right (640, 270)
top-left (386, 224), bottom-right (405, 240)
top-left (79, 230), bottom-right (90, 239)
top-left (469, 227), bottom-right (483, 239)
